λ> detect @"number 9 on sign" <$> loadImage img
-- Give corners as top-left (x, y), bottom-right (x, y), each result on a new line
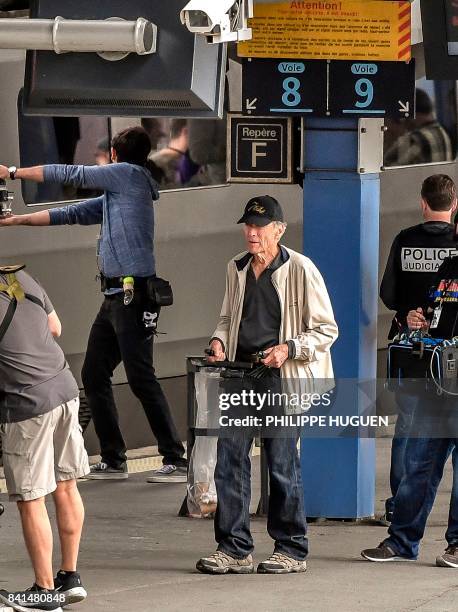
top-left (355, 78), bottom-right (374, 108)
top-left (282, 77), bottom-right (301, 107)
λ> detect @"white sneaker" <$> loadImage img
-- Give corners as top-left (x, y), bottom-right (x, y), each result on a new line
top-left (146, 464), bottom-right (187, 483)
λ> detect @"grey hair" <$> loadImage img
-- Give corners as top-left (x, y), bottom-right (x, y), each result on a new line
top-left (273, 221), bottom-right (287, 232)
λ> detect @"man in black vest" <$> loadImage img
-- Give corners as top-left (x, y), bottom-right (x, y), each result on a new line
top-left (379, 174), bottom-right (457, 522)
top-left (362, 252), bottom-right (458, 567)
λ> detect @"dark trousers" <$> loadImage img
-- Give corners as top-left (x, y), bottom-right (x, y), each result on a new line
top-left (214, 435), bottom-right (308, 560)
top-left (385, 438), bottom-right (457, 558)
top-left (81, 294), bottom-right (186, 469)
top-left (384, 395), bottom-right (458, 558)
top-left (385, 392), bottom-right (417, 518)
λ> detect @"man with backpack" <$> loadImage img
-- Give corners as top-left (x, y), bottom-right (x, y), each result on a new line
top-left (0, 266), bottom-right (88, 611)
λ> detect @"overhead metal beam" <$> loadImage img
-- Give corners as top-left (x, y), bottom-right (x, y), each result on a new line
top-left (0, 16), bottom-right (157, 57)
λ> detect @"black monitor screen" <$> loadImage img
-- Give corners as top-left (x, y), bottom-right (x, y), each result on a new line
top-left (421, 0), bottom-right (458, 78)
top-left (24, 0), bottom-right (226, 118)
top-left (445, 0), bottom-right (458, 54)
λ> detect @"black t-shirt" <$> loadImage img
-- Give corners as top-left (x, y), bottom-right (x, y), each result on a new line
top-left (237, 249), bottom-right (287, 355)
top-left (380, 221), bottom-right (456, 338)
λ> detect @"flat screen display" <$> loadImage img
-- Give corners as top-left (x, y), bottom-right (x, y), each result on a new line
top-left (445, 0), bottom-right (458, 55)
top-left (24, 0), bottom-right (226, 118)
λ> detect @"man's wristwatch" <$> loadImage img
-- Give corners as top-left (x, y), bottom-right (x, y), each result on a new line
top-left (7, 166), bottom-right (17, 180)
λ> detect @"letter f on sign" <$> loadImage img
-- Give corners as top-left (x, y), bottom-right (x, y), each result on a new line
top-left (251, 142), bottom-right (267, 167)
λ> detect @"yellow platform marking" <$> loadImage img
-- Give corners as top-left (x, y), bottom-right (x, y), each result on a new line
top-left (0, 448), bottom-right (261, 493)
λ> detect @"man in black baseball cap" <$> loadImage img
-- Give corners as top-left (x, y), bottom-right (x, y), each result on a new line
top-left (196, 194), bottom-right (338, 576)
top-left (237, 195), bottom-right (284, 227)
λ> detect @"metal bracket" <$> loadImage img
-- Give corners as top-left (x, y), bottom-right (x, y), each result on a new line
top-left (357, 118), bottom-right (385, 175)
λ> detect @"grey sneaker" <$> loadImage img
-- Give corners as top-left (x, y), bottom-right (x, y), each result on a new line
top-left (436, 545), bottom-right (458, 568)
top-left (257, 552), bottom-right (307, 574)
top-left (146, 464), bottom-right (187, 483)
top-left (361, 542), bottom-right (415, 562)
top-left (87, 462), bottom-right (128, 480)
top-left (196, 551), bottom-right (254, 574)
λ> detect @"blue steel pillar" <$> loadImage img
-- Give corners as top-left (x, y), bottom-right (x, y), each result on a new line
top-left (300, 118), bottom-right (379, 519)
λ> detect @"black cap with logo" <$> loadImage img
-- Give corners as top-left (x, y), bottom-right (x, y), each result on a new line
top-left (237, 195), bottom-right (284, 227)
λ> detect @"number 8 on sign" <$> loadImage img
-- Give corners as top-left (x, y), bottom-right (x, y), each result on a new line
top-left (355, 78), bottom-right (374, 108)
top-left (282, 77), bottom-right (301, 107)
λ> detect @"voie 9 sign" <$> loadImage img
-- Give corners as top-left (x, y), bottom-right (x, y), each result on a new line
top-left (329, 60), bottom-right (415, 118)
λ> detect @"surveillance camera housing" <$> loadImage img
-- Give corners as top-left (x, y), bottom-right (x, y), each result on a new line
top-left (180, 0), bottom-right (253, 44)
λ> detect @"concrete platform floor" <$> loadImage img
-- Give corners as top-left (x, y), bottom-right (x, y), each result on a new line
top-left (0, 438), bottom-right (457, 612)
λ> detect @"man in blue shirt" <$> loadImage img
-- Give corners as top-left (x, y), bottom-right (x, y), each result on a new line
top-left (0, 127), bottom-right (187, 482)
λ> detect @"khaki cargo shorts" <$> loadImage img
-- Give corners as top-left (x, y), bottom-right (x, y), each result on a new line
top-left (0, 397), bottom-right (90, 502)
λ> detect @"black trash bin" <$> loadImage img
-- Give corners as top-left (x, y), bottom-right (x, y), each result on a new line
top-left (179, 357), bottom-right (270, 517)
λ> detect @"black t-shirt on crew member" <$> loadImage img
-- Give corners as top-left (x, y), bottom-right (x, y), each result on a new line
top-left (236, 249), bottom-right (287, 356)
top-left (380, 221), bottom-right (456, 339)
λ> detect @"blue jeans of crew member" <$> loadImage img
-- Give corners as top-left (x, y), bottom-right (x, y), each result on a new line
top-left (214, 434), bottom-right (308, 560)
top-left (385, 392), bottom-right (417, 518)
top-left (383, 395), bottom-right (458, 559)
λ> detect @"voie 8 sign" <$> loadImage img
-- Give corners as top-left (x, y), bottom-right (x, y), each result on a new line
top-left (242, 58), bottom-right (328, 116)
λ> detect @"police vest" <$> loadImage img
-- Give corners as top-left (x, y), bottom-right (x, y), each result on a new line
top-left (380, 222), bottom-right (456, 338)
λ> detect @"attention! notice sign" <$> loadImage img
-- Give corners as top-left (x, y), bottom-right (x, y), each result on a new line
top-left (237, 1), bottom-right (411, 62)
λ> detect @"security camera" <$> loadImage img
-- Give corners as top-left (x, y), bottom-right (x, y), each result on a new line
top-left (180, 0), bottom-right (253, 44)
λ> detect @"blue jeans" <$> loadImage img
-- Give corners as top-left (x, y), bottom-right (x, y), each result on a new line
top-left (384, 393), bottom-right (458, 558)
top-left (214, 435), bottom-right (308, 560)
top-left (385, 392), bottom-right (417, 518)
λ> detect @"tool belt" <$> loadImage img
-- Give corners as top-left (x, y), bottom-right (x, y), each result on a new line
top-left (100, 274), bottom-right (173, 307)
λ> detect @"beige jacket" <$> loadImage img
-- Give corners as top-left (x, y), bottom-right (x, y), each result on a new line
top-left (213, 246), bottom-right (338, 393)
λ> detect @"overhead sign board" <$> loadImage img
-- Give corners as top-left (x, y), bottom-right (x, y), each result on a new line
top-left (242, 58), bottom-right (415, 119)
top-left (329, 60), bottom-right (415, 118)
top-left (243, 59), bottom-right (328, 116)
top-left (238, 1), bottom-right (411, 62)
top-left (228, 115), bottom-right (293, 183)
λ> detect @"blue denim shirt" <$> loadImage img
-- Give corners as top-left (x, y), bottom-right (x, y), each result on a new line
top-left (46, 163), bottom-right (159, 278)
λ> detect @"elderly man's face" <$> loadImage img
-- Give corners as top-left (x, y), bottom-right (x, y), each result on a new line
top-left (243, 222), bottom-right (283, 256)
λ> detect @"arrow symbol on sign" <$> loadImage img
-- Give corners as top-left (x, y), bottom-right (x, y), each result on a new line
top-left (246, 98), bottom-right (258, 111)
top-left (398, 100), bottom-right (410, 114)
